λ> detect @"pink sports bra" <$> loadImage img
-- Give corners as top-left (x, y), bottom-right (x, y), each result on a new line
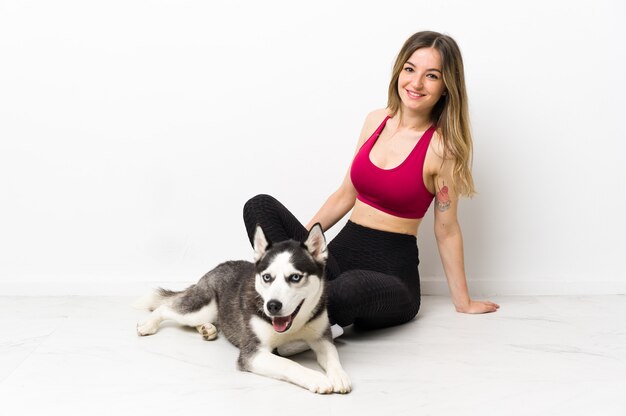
top-left (350, 115), bottom-right (436, 219)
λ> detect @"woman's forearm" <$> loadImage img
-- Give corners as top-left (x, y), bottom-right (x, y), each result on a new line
top-left (435, 225), bottom-right (471, 310)
top-left (306, 190), bottom-right (356, 231)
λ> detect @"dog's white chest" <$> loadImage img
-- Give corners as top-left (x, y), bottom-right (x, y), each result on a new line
top-left (249, 313), bottom-right (329, 350)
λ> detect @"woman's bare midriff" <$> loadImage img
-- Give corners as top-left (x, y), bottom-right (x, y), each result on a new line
top-left (349, 199), bottom-right (421, 236)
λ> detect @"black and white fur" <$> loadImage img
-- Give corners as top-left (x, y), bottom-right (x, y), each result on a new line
top-left (135, 224), bottom-right (351, 394)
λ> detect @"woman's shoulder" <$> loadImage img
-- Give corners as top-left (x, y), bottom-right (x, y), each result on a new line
top-left (424, 129), bottom-right (450, 176)
top-left (430, 129), bottom-right (446, 158)
top-left (353, 108), bottom-right (391, 148)
top-left (365, 108), bottom-right (391, 123)
top-left (360, 108), bottom-right (391, 131)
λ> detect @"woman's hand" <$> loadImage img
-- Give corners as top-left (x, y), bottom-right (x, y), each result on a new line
top-left (455, 299), bottom-right (500, 314)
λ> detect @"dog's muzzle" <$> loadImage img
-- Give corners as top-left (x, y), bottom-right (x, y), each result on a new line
top-left (269, 299), bottom-right (305, 333)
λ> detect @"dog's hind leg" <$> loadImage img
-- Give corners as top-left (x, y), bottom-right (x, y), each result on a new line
top-left (137, 299), bottom-right (218, 337)
top-left (136, 288), bottom-right (185, 335)
top-left (137, 282), bottom-right (219, 337)
top-left (137, 304), bottom-right (168, 336)
top-left (174, 286), bottom-right (219, 340)
top-left (196, 322), bottom-right (218, 341)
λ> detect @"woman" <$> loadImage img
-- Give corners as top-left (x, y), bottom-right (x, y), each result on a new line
top-left (243, 31), bottom-right (499, 337)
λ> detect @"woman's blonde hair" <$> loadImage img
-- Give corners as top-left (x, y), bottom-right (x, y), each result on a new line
top-left (387, 31), bottom-right (476, 197)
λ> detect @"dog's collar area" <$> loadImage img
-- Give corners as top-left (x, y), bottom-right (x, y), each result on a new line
top-left (271, 299), bottom-right (305, 333)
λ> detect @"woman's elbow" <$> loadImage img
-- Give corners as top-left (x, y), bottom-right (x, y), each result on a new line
top-left (434, 220), bottom-right (461, 241)
top-left (335, 185), bottom-right (357, 207)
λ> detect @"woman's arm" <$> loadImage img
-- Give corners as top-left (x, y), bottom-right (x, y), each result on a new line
top-left (432, 153), bottom-right (500, 314)
top-left (305, 175), bottom-right (357, 231)
top-left (306, 109), bottom-right (387, 231)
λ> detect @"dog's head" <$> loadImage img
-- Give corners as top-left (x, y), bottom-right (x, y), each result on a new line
top-left (253, 224), bottom-right (327, 333)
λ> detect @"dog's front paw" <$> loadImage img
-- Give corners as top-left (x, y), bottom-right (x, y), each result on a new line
top-left (136, 322), bottom-right (158, 336)
top-left (196, 323), bottom-right (218, 341)
top-left (327, 368), bottom-right (352, 394)
top-left (305, 372), bottom-right (334, 394)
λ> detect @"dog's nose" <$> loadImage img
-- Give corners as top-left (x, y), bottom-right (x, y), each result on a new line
top-left (266, 300), bottom-right (282, 315)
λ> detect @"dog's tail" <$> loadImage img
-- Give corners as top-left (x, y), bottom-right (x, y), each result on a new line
top-left (133, 287), bottom-right (184, 311)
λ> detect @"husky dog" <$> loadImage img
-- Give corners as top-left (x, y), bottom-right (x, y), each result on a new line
top-left (135, 224), bottom-right (351, 394)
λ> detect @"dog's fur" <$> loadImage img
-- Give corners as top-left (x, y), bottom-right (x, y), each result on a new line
top-left (135, 224), bottom-right (351, 394)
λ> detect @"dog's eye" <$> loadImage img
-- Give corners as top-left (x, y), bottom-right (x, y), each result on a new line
top-left (289, 274), bottom-right (303, 283)
top-left (261, 274), bottom-right (272, 282)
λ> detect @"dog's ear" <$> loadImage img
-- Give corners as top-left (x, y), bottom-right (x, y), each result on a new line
top-left (304, 223), bottom-right (327, 263)
top-left (253, 225), bottom-right (270, 261)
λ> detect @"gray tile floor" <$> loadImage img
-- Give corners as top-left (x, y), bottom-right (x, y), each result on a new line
top-left (1, 295), bottom-right (625, 416)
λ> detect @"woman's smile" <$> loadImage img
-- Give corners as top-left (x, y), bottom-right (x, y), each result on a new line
top-left (405, 89), bottom-right (426, 99)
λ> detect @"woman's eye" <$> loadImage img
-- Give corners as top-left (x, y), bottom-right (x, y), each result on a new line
top-left (290, 274), bottom-right (303, 282)
top-left (427, 73), bottom-right (439, 79)
top-left (404, 67), bottom-right (413, 72)
top-left (262, 274), bottom-right (272, 282)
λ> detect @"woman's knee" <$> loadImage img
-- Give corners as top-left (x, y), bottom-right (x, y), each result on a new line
top-left (353, 299), bottom-right (420, 330)
top-left (243, 194), bottom-right (275, 215)
top-left (407, 298), bottom-right (421, 321)
top-left (243, 194), bottom-right (283, 229)
top-left (327, 272), bottom-right (421, 330)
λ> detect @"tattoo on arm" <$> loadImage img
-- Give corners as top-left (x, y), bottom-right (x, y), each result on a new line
top-left (435, 182), bottom-right (451, 212)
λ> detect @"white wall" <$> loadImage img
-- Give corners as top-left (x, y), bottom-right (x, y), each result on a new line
top-left (1, 0), bottom-right (625, 296)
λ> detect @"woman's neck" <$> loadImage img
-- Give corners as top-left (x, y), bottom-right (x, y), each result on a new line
top-left (395, 110), bottom-right (432, 132)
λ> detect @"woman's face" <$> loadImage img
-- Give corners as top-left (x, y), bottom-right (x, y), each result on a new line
top-left (397, 47), bottom-right (446, 116)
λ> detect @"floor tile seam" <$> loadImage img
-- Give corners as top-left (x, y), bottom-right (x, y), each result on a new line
top-left (0, 323), bottom-right (63, 386)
